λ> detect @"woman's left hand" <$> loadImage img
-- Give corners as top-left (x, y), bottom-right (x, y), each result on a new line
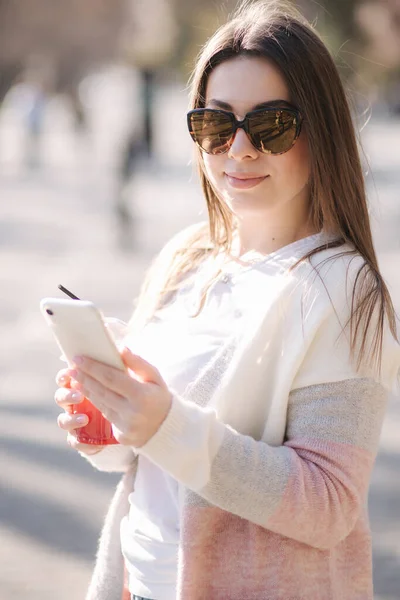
top-left (66, 347), bottom-right (172, 448)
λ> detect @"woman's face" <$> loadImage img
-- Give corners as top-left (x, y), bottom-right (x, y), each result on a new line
top-left (202, 55), bottom-right (310, 221)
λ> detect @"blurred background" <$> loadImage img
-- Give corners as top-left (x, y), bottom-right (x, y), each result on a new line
top-left (0, 0), bottom-right (399, 598)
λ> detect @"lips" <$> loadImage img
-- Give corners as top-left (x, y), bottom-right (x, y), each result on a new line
top-left (225, 172), bottom-right (267, 179)
top-left (225, 172), bottom-right (269, 189)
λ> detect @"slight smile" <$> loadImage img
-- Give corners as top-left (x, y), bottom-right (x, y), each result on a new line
top-left (225, 172), bottom-right (269, 189)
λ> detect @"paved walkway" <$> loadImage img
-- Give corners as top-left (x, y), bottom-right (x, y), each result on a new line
top-left (0, 81), bottom-right (399, 599)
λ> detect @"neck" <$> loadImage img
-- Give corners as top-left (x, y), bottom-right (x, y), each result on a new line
top-left (231, 219), bottom-right (319, 258)
top-left (226, 185), bottom-right (321, 257)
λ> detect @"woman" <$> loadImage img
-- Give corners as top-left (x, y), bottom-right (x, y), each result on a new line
top-left (55, 1), bottom-right (400, 599)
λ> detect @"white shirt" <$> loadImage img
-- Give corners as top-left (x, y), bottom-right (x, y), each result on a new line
top-left (121, 241), bottom-right (285, 600)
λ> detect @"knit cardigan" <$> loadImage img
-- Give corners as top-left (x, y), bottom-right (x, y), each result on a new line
top-left (84, 227), bottom-right (400, 600)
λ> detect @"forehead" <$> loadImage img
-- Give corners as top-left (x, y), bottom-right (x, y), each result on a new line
top-left (205, 55), bottom-right (290, 114)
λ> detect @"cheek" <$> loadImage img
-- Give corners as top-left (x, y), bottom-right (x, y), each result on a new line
top-left (274, 133), bottom-right (310, 184)
top-left (202, 154), bottom-right (224, 185)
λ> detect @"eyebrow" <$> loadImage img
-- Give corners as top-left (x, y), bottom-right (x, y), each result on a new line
top-left (206, 99), bottom-right (293, 111)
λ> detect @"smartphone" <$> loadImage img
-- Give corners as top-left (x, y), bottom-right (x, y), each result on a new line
top-left (40, 298), bottom-right (126, 370)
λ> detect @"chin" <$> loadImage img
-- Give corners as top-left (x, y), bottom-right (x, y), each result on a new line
top-left (222, 190), bottom-right (272, 213)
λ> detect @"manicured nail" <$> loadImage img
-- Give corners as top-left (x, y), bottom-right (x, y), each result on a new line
top-left (73, 356), bottom-right (84, 365)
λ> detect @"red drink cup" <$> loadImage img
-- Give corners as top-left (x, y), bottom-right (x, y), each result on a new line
top-left (62, 317), bottom-right (127, 446)
top-left (66, 386), bottom-right (119, 445)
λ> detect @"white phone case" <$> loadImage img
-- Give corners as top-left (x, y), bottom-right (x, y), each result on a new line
top-left (40, 297), bottom-right (126, 370)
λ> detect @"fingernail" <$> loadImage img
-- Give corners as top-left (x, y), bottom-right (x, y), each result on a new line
top-left (76, 415), bottom-right (88, 424)
top-left (73, 356), bottom-right (84, 365)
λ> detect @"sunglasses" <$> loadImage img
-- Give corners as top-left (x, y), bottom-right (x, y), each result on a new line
top-left (187, 106), bottom-right (303, 156)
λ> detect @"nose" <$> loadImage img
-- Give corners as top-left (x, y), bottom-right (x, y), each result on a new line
top-left (228, 128), bottom-right (259, 161)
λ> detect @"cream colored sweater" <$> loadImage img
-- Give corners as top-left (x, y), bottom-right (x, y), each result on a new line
top-left (84, 227), bottom-right (400, 600)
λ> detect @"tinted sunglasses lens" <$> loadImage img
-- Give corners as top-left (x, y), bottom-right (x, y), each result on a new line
top-left (189, 110), bottom-right (233, 154)
top-left (248, 110), bottom-right (298, 154)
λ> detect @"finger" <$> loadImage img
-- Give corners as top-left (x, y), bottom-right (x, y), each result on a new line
top-left (57, 412), bottom-right (89, 431)
top-left (69, 369), bottom-right (125, 417)
top-left (54, 387), bottom-right (84, 408)
top-left (69, 356), bottom-right (141, 398)
top-left (56, 368), bottom-right (72, 387)
top-left (121, 347), bottom-right (164, 385)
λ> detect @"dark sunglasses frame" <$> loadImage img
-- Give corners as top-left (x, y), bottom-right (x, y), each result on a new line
top-left (187, 106), bottom-right (303, 155)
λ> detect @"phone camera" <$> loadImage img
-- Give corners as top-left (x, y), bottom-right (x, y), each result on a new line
top-left (46, 308), bottom-right (54, 316)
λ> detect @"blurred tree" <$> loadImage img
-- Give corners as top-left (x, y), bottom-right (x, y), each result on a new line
top-left (297, 0), bottom-right (359, 41)
top-left (355, 0), bottom-right (400, 107)
top-left (0, 0), bottom-right (126, 104)
top-left (114, 0), bottom-right (180, 237)
top-left (0, 0), bottom-right (131, 175)
top-left (170, 0), bottom-right (235, 79)
top-left (298, 0), bottom-right (400, 99)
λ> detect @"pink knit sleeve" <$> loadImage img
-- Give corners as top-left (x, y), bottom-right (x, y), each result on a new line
top-left (263, 378), bottom-right (387, 547)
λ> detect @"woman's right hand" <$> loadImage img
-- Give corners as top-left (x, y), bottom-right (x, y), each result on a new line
top-left (55, 368), bottom-right (104, 455)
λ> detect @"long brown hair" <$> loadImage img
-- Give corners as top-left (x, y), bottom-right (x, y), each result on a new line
top-left (131, 0), bottom-right (397, 372)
